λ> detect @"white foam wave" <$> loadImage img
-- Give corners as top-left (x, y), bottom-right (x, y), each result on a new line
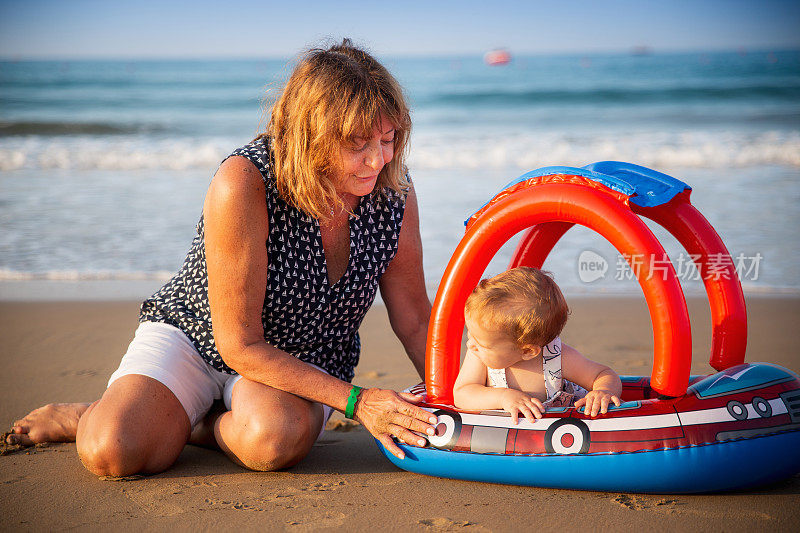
top-left (0, 268), bottom-right (174, 281)
top-left (408, 130), bottom-right (800, 170)
top-left (1, 130), bottom-right (798, 173)
top-left (0, 137), bottom-right (234, 172)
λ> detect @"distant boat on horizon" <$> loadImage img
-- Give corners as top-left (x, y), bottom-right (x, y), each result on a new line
top-left (484, 48), bottom-right (511, 66)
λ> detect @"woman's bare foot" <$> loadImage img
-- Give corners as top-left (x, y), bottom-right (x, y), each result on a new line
top-left (188, 401), bottom-right (226, 450)
top-left (6, 403), bottom-right (90, 446)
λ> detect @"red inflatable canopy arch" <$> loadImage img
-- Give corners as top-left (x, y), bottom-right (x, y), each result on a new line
top-left (425, 173), bottom-right (746, 405)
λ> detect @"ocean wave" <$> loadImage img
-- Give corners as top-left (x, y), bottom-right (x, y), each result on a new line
top-left (0, 120), bottom-right (161, 136)
top-left (0, 137), bottom-right (234, 171)
top-left (426, 84), bottom-right (800, 106)
top-left (408, 130), bottom-right (800, 170)
top-left (0, 268), bottom-right (173, 281)
top-left (1, 130), bottom-right (799, 172)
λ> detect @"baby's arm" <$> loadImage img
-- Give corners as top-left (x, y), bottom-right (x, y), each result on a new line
top-left (453, 352), bottom-right (545, 423)
top-left (561, 343), bottom-right (622, 417)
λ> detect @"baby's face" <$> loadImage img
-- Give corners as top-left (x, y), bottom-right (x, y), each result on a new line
top-left (465, 316), bottom-right (530, 369)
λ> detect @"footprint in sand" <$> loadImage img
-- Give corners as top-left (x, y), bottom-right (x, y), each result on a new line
top-left (261, 481), bottom-right (348, 509)
top-left (189, 480), bottom-right (219, 488)
top-left (203, 497), bottom-right (265, 512)
top-left (301, 480), bottom-right (346, 492)
top-left (99, 474), bottom-right (144, 482)
top-left (419, 517), bottom-right (488, 531)
top-left (265, 487), bottom-right (302, 502)
top-left (612, 494), bottom-right (649, 510)
top-left (286, 512), bottom-right (346, 530)
top-left (613, 494), bottom-right (682, 511)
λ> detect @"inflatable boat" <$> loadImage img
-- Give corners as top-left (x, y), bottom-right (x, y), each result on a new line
top-left (376, 162), bottom-right (800, 493)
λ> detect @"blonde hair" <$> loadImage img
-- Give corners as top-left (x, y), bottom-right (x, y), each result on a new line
top-left (465, 267), bottom-right (570, 348)
top-left (260, 38), bottom-right (411, 219)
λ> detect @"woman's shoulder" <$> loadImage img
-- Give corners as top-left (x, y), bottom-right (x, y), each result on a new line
top-left (228, 136), bottom-right (271, 166)
top-left (214, 137), bottom-right (276, 193)
top-left (221, 137), bottom-right (274, 183)
top-left (215, 155), bottom-right (263, 186)
top-left (206, 155), bottom-right (267, 215)
top-left (210, 140), bottom-right (274, 202)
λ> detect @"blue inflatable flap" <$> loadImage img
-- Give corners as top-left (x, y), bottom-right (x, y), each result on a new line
top-left (464, 161), bottom-right (691, 225)
top-left (583, 161), bottom-right (691, 207)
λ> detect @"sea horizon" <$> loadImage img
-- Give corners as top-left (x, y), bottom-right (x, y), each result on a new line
top-left (2, 45), bottom-right (798, 61)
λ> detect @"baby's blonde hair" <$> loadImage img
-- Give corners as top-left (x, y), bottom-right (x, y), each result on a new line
top-left (465, 267), bottom-right (570, 348)
top-left (261, 38), bottom-right (411, 219)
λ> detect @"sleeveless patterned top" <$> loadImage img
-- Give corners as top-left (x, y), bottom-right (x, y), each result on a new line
top-left (139, 138), bottom-right (407, 382)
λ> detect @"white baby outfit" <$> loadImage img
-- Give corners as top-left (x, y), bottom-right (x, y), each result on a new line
top-left (486, 337), bottom-right (588, 408)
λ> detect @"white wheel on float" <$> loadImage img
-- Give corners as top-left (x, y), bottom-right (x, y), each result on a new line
top-left (752, 396), bottom-right (772, 418)
top-left (727, 400), bottom-right (748, 421)
top-left (427, 410), bottom-right (462, 449)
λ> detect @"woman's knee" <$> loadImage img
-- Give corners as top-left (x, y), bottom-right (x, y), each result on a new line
top-left (76, 377), bottom-right (190, 477)
top-left (235, 403), bottom-right (321, 471)
top-left (77, 423), bottom-right (146, 477)
top-left (78, 414), bottom-right (186, 477)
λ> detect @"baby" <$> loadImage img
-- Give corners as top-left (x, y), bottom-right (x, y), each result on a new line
top-left (453, 267), bottom-right (622, 424)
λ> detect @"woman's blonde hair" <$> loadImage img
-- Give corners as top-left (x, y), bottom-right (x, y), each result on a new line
top-left (261, 38), bottom-right (411, 219)
top-left (465, 267), bottom-right (570, 348)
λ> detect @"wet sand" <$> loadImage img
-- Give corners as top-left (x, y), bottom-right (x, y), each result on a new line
top-left (1, 296), bottom-right (799, 531)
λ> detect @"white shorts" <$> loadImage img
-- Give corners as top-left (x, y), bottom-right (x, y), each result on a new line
top-left (108, 322), bottom-right (333, 435)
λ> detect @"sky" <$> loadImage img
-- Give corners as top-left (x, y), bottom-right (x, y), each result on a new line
top-left (1, 0), bottom-right (799, 59)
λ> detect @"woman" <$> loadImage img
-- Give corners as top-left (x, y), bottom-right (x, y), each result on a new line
top-left (6, 39), bottom-right (436, 475)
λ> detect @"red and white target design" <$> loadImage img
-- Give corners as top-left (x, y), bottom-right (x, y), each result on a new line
top-left (544, 418), bottom-right (591, 454)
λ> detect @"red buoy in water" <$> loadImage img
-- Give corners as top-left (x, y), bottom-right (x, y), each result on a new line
top-left (484, 48), bottom-right (511, 66)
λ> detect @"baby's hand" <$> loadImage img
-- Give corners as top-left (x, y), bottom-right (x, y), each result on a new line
top-left (501, 389), bottom-right (545, 424)
top-left (574, 390), bottom-right (621, 417)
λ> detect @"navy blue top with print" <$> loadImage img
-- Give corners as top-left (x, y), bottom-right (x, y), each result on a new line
top-left (139, 138), bottom-right (407, 382)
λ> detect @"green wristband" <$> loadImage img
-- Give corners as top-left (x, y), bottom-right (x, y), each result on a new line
top-left (345, 385), bottom-right (363, 420)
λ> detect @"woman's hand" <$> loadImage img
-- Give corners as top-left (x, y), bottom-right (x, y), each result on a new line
top-left (574, 390), bottom-right (622, 417)
top-left (501, 389), bottom-right (545, 424)
top-left (354, 388), bottom-right (438, 460)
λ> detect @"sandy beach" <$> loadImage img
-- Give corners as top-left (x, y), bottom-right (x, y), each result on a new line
top-left (1, 295), bottom-right (799, 531)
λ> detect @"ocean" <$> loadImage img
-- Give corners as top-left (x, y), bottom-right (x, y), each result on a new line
top-left (1, 50), bottom-right (799, 298)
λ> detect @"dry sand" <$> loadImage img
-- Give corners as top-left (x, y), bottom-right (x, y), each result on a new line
top-left (1, 296), bottom-right (799, 531)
